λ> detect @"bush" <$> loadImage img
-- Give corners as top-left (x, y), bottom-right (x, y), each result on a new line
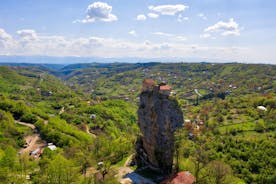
top-left (255, 120), bottom-right (266, 132)
top-left (20, 113), bottom-right (37, 124)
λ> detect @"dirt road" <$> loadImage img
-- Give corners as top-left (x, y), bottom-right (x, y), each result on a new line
top-left (15, 121), bottom-right (46, 155)
top-left (117, 155), bottom-right (155, 184)
top-left (15, 120), bottom-right (36, 130)
top-left (20, 134), bottom-right (44, 155)
top-left (86, 124), bottom-right (96, 138)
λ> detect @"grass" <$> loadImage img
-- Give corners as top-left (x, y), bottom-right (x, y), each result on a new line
top-left (15, 124), bottom-right (34, 135)
top-left (218, 121), bottom-right (256, 134)
top-left (178, 157), bottom-right (194, 173)
top-left (235, 131), bottom-right (275, 141)
top-left (114, 155), bottom-right (129, 167)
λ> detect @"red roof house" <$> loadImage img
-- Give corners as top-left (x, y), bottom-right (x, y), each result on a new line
top-left (142, 79), bottom-right (156, 91)
top-left (161, 171), bottom-right (196, 184)
top-left (159, 85), bottom-right (172, 96)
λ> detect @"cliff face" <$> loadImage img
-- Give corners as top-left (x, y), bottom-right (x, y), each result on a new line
top-left (136, 80), bottom-right (183, 174)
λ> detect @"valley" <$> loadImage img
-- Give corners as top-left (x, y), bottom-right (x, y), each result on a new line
top-left (0, 62), bottom-right (275, 183)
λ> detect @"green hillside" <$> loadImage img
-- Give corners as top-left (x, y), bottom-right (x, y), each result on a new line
top-left (0, 63), bottom-right (275, 183)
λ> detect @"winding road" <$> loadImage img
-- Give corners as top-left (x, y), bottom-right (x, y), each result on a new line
top-left (15, 121), bottom-right (45, 155)
top-left (15, 120), bottom-right (36, 130)
top-left (85, 124), bottom-right (97, 138)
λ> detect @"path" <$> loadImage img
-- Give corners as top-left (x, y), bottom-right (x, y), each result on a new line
top-left (117, 155), bottom-right (155, 184)
top-left (59, 107), bottom-right (65, 115)
top-left (85, 167), bottom-right (97, 178)
top-left (194, 89), bottom-right (202, 97)
top-left (20, 134), bottom-right (44, 155)
top-left (85, 124), bottom-right (96, 138)
top-left (15, 120), bottom-right (36, 129)
top-left (44, 120), bottom-right (48, 125)
top-left (15, 121), bottom-right (46, 155)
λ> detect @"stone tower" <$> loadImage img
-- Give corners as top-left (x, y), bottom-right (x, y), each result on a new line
top-left (135, 79), bottom-right (184, 174)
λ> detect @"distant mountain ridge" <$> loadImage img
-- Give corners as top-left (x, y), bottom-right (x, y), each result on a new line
top-left (0, 55), bottom-right (253, 65)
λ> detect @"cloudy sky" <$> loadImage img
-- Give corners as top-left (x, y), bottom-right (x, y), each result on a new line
top-left (0, 0), bottom-right (275, 63)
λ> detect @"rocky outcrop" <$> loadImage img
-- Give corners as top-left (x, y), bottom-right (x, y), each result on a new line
top-left (135, 79), bottom-right (184, 174)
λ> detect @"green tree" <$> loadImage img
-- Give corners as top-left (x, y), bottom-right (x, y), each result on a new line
top-left (0, 146), bottom-right (17, 169)
top-left (255, 119), bottom-right (266, 132)
top-left (191, 143), bottom-right (209, 183)
top-left (206, 160), bottom-right (232, 184)
top-left (42, 155), bottom-right (79, 184)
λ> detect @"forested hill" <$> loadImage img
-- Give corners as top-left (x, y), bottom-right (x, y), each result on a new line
top-left (0, 63), bottom-right (275, 183)
top-left (3, 62), bottom-right (274, 102)
top-left (57, 63), bottom-right (276, 102)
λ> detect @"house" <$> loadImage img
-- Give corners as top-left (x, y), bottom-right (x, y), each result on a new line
top-left (142, 79), bottom-right (156, 91)
top-left (198, 121), bottom-right (204, 125)
top-left (188, 133), bottom-right (194, 140)
top-left (97, 161), bottom-right (104, 166)
top-left (30, 148), bottom-right (40, 155)
top-left (159, 85), bottom-right (172, 96)
top-left (90, 114), bottom-right (97, 119)
top-left (47, 143), bottom-right (57, 151)
top-left (184, 119), bottom-right (191, 123)
top-left (161, 171), bottom-right (195, 184)
top-left (30, 148), bottom-right (43, 158)
top-left (257, 106), bottom-right (267, 111)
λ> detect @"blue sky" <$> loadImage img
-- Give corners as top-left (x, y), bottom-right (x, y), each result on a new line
top-left (0, 0), bottom-right (275, 63)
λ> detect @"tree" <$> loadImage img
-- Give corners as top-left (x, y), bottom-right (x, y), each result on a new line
top-left (255, 119), bottom-right (266, 132)
top-left (0, 146), bottom-right (19, 183)
top-left (174, 129), bottom-right (188, 172)
top-left (74, 151), bottom-right (93, 176)
top-left (19, 153), bottom-right (31, 178)
top-left (191, 142), bottom-right (209, 183)
top-left (41, 155), bottom-right (79, 184)
top-left (206, 160), bottom-right (232, 184)
top-left (0, 146), bottom-right (17, 169)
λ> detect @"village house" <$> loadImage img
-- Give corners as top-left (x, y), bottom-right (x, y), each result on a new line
top-left (142, 79), bottom-right (156, 91)
top-left (161, 171), bottom-right (195, 184)
top-left (257, 106), bottom-right (267, 111)
top-left (47, 143), bottom-right (57, 151)
top-left (159, 84), bottom-right (172, 96)
top-left (90, 114), bottom-right (97, 119)
top-left (30, 148), bottom-right (43, 158)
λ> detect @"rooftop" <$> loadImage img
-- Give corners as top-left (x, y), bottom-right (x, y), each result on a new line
top-left (161, 171), bottom-right (195, 184)
top-left (160, 85), bottom-right (172, 91)
top-left (143, 79), bottom-right (156, 87)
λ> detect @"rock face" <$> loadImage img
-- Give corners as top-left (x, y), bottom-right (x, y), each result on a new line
top-left (135, 79), bottom-right (184, 174)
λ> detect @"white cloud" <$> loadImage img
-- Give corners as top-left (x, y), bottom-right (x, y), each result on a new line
top-left (76, 2), bottom-right (117, 23)
top-left (0, 28), bottom-right (14, 49)
top-left (0, 28), bottom-right (12, 41)
top-left (200, 33), bottom-right (211, 38)
top-left (204, 18), bottom-right (240, 36)
top-left (136, 14), bottom-right (147, 21)
top-left (152, 32), bottom-right (186, 41)
top-left (148, 4), bottom-right (188, 15)
top-left (128, 30), bottom-right (137, 36)
top-left (147, 13), bottom-right (159, 19)
top-left (17, 29), bottom-right (38, 41)
top-left (198, 13), bottom-right (207, 20)
top-left (153, 32), bottom-right (173, 37)
top-left (177, 14), bottom-right (189, 22)
top-left (0, 28), bottom-right (274, 63)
